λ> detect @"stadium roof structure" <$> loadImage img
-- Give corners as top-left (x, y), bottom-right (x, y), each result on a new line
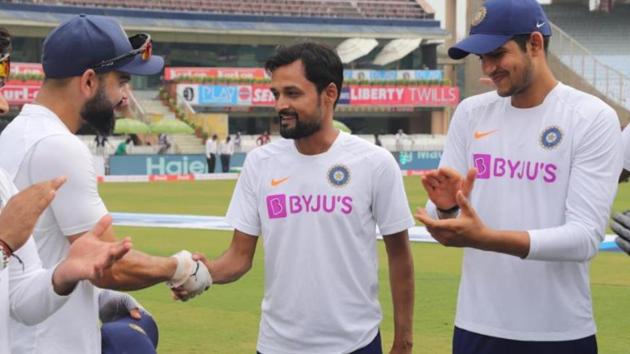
top-left (0, 2), bottom-right (449, 44)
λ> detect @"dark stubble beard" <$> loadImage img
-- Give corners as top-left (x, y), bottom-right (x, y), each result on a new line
top-left (496, 54), bottom-right (534, 98)
top-left (278, 108), bottom-right (322, 139)
top-left (80, 85), bottom-right (116, 135)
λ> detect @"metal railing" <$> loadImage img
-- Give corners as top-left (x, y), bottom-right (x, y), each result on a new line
top-left (549, 22), bottom-right (630, 110)
top-left (126, 89), bottom-right (147, 123)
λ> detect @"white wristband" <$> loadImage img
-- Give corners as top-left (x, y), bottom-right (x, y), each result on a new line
top-left (167, 250), bottom-right (194, 288)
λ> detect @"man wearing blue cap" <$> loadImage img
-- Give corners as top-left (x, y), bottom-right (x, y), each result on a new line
top-left (0, 26), bottom-right (135, 353)
top-left (415, 0), bottom-right (622, 353)
top-left (0, 15), bottom-right (211, 354)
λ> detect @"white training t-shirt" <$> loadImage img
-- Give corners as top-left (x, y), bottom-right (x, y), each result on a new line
top-left (0, 104), bottom-right (108, 354)
top-left (621, 124), bottom-right (630, 171)
top-left (227, 132), bottom-right (414, 354)
top-left (0, 168), bottom-right (69, 354)
top-left (428, 83), bottom-right (622, 341)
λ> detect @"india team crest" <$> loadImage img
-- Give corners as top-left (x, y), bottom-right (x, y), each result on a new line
top-left (472, 6), bottom-right (487, 27)
top-left (540, 126), bottom-right (563, 149)
top-left (328, 165), bottom-right (351, 187)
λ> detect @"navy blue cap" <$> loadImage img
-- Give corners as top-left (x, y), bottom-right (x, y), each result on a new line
top-left (448, 0), bottom-right (552, 60)
top-left (42, 14), bottom-right (164, 78)
top-left (101, 312), bottom-right (159, 354)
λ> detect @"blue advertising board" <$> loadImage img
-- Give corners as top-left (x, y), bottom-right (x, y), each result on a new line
top-left (199, 85), bottom-right (240, 106)
top-left (108, 152), bottom-right (438, 175)
top-left (394, 151), bottom-right (442, 170)
top-left (109, 153), bottom-right (247, 175)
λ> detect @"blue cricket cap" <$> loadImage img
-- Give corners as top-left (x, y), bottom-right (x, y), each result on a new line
top-left (42, 14), bottom-right (164, 78)
top-left (448, 0), bottom-right (552, 60)
top-left (101, 312), bottom-right (159, 354)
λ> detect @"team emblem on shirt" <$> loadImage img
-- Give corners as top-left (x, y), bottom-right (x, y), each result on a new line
top-left (540, 126), bottom-right (563, 149)
top-left (328, 165), bottom-right (351, 187)
top-left (472, 6), bottom-right (487, 27)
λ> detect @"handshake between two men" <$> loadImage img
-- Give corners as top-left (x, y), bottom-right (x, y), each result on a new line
top-left (167, 250), bottom-right (212, 301)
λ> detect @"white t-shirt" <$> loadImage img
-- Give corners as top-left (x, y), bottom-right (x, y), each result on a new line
top-left (0, 168), bottom-right (69, 354)
top-left (0, 104), bottom-right (108, 354)
top-left (205, 139), bottom-right (218, 157)
top-left (227, 132), bottom-right (414, 354)
top-left (219, 141), bottom-right (234, 155)
top-left (621, 124), bottom-right (630, 171)
top-left (429, 83), bottom-right (622, 341)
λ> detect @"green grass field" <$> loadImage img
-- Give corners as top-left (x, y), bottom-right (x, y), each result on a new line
top-left (99, 177), bottom-right (630, 353)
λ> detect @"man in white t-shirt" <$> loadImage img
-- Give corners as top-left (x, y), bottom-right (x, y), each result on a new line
top-left (414, 0), bottom-right (622, 353)
top-left (0, 26), bottom-right (133, 352)
top-left (205, 134), bottom-right (218, 173)
top-left (0, 16), bottom-right (210, 354)
top-left (181, 43), bottom-right (415, 353)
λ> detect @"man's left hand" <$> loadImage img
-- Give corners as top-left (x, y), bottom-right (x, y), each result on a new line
top-left (52, 215), bottom-right (132, 294)
top-left (98, 289), bottom-right (143, 322)
top-left (415, 190), bottom-right (489, 248)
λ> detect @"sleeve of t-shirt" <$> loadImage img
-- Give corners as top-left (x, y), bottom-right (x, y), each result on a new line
top-left (621, 124), bottom-right (630, 171)
top-left (425, 100), bottom-right (471, 217)
top-left (527, 106), bottom-right (623, 261)
top-left (9, 236), bottom-right (69, 325)
top-left (26, 135), bottom-right (108, 237)
top-left (225, 152), bottom-right (260, 236)
top-left (372, 151), bottom-right (415, 236)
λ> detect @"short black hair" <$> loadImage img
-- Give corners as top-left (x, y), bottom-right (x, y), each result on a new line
top-left (265, 42), bottom-right (343, 107)
top-left (512, 34), bottom-right (550, 54)
top-left (0, 27), bottom-right (11, 54)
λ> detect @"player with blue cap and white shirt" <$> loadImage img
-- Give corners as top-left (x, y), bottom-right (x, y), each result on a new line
top-left (0, 26), bottom-right (134, 353)
top-left (415, 0), bottom-right (622, 353)
top-left (0, 15), bottom-right (211, 354)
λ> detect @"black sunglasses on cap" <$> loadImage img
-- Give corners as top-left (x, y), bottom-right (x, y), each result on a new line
top-left (92, 33), bottom-right (152, 71)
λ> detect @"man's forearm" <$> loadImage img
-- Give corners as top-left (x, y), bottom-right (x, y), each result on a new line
top-left (479, 229), bottom-right (531, 259)
top-left (384, 232), bottom-right (415, 352)
top-left (389, 253), bottom-right (414, 351)
top-left (92, 250), bottom-right (177, 290)
top-left (207, 250), bottom-right (252, 284)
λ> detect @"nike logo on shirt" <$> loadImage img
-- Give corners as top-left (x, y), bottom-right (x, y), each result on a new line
top-left (474, 129), bottom-right (498, 140)
top-left (271, 177), bottom-right (289, 187)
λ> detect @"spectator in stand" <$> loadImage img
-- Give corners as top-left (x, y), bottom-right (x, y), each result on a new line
top-left (234, 131), bottom-right (242, 153)
top-left (256, 130), bottom-right (271, 146)
top-left (157, 133), bottom-right (170, 154)
top-left (94, 133), bottom-right (109, 156)
top-left (219, 135), bottom-right (234, 173)
top-left (114, 138), bottom-right (132, 156)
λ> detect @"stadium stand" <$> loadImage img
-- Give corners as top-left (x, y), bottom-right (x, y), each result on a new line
top-left (11, 0), bottom-right (433, 20)
top-left (545, 3), bottom-right (630, 71)
top-left (543, 3), bottom-right (630, 113)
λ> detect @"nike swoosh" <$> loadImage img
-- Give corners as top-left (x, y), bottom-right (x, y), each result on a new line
top-left (271, 177), bottom-right (289, 187)
top-left (536, 21), bottom-right (545, 28)
top-left (474, 129), bottom-right (498, 140)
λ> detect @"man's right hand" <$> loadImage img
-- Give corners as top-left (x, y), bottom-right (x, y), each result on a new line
top-left (0, 176), bottom-right (67, 251)
top-left (421, 167), bottom-right (476, 211)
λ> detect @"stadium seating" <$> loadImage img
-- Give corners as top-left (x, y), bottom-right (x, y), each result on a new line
top-left (544, 4), bottom-right (630, 110)
top-left (14, 0), bottom-right (431, 20)
top-left (545, 4), bottom-right (630, 76)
